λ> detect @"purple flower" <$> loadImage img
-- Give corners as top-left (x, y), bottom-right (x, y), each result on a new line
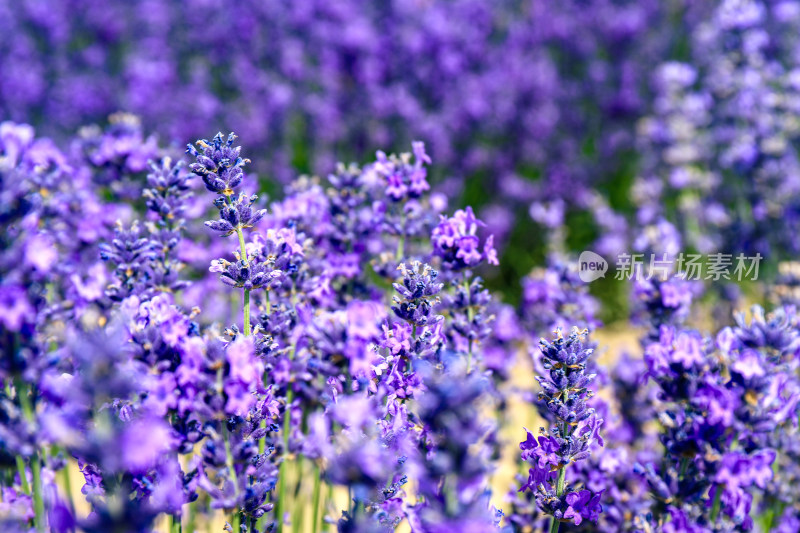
top-left (186, 132), bottom-right (250, 195)
top-left (0, 284), bottom-right (35, 331)
top-left (224, 336), bottom-right (264, 416)
top-left (563, 489), bottom-right (603, 525)
top-left (120, 417), bottom-right (174, 473)
top-left (432, 207), bottom-right (498, 270)
top-left (521, 328), bottom-right (604, 526)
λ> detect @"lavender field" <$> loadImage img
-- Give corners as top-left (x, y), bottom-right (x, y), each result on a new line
top-left (3, 0), bottom-right (800, 531)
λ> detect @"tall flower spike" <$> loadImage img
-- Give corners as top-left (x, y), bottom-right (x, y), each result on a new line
top-left (143, 157), bottom-right (192, 222)
top-left (187, 132), bottom-right (250, 195)
top-left (99, 220), bottom-right (156, 301)
top-left (520, 327), bottom-right (604, 531)
top-left (190, 130), bottom-right (261, 337)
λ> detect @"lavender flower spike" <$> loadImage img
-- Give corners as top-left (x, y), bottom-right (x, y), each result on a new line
top-left (520, 327), bottom-right (604, 531)
top-left (188, 131), bottom-right (261, 336)
top-left (186, 132), bottom-right (250, 196)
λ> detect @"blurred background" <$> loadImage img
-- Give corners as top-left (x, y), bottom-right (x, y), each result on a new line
top-left (3, 0), bottom-right (798, 316)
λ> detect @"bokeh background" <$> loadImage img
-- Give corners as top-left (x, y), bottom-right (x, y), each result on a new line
top-left (6, 0), bottom-right (799, 316)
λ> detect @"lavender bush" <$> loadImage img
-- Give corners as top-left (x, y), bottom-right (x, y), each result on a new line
top-left (4, 1), bottom-right (800, 532)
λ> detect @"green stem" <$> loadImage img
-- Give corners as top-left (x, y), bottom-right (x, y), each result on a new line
top-left (444, 475), bottom-right (458, 515)
top-left (348, 486), bottom-right (352, 515)
top-left (548, 439), bottom-right (568, 533)
top-left (464, 278), bottom-right (474, 373)
top-left (30, 452), bottom-right (44, 533)
top-left (16, 380), bottom-right (44, 532)
top-left (236, 226), bottom-right (248, 264)
top-left (222, 425), bottom-right (240, 531)
top-left (277, 388), bottom-right (294, 533)
top-left (291, 456), bottom-right (304, 533)
top-left (258, 289), bottom-right (270, 454)
top-left (171, 514), bottom-right (182, 533)
top-left (230, 200), bottom-right (251, 337)
top-left (50, 445), bottom-right (74, 512)
top-left (555, 465), bottom-right (566, 497)
top-left (186, 500), bottom-right (197, 533)
top-left (678, 457), bottom-right (689, 481)
top-left (58, 454), bottom-right (75, 511)
top-left (312, 463), bottom-right (322, 533)
top-left (396, 233), bottom-right (405, 262)
top-left (243, 288), bottom-right (251, 336)
top-left (223, 431), bottom-right (238, 492)
top-left (327, 484), bottom-right (335, 532)
top-left (15, 456), bottom-right (30, 494)
top-left (710, 485), bottom-right (722, 522)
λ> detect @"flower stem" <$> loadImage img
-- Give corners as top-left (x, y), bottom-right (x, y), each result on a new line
top-left (678, 457), bottom-right (689, 481)
top-left (223, 430), bottom-right (238, 492)
top-left (396, 233), bottom-right (405, 262)
top-left (30, 452), bottom-right (45, 533)
top-left (186, 501), bottom-right (197, 533)
top-left (56, 449), bottom-right (75, 511)
top-left (171, 514), bottom-right (182, 533)
top-left (312, 462), bottom-right (322, 533)
top-left (234, 225), bottom-right (251, 337)
top-left (463, 277), bottom-right (474, 373)
top-left (15, 456), bottom-right (30, 494)
top-left (710, 485), bottom-right (722, 522)
top-left (222, 424), bottom-right (240, 531)
top-left (556, 465), bottom-right (566, 496)
top-left (243, 288), bottom-right (251, 336)
top-left (291, 456), bottom-right (304, 533)
top-left (16, 380), bottom-right (44, 532)
top-left (327, 484), bottom-right (335, 532)
top-left (276, 387), bottom-right (294, 533)
top-left (548, 451), bottom-right (568, 533)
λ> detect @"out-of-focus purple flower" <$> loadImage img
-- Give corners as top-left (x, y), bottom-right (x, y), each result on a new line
top-left (432, 207), bottom-right (498, 270)
top-left (224, 336), bottom-right (264, 416)
top-left (121, 417), bottom-right (175, 473)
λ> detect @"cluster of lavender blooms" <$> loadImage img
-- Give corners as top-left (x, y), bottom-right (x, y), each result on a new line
top-left (635, 0), bottom-right (800, 261)
top-left (1, 121), bottom-right (524, 533)
top-left (11, 0), bottom-right (800, 293)
top-left (6, 110), bottom-right (800, 533)
top-left (0, 0), bottom-right (722, 273)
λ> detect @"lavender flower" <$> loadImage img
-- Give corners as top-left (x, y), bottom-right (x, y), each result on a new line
top-left (432, 207), bottom-right (498, 271)
top-left (391, 262), bottom-right (443, 328)
top-left (408, 366), bottom-right (503, 531)
top-left (188, 131), bottom-right (262, 337)
top-left (520, 327), bottom-right (604, 531)
top-left (186, 132), bottom-right (250, 196)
